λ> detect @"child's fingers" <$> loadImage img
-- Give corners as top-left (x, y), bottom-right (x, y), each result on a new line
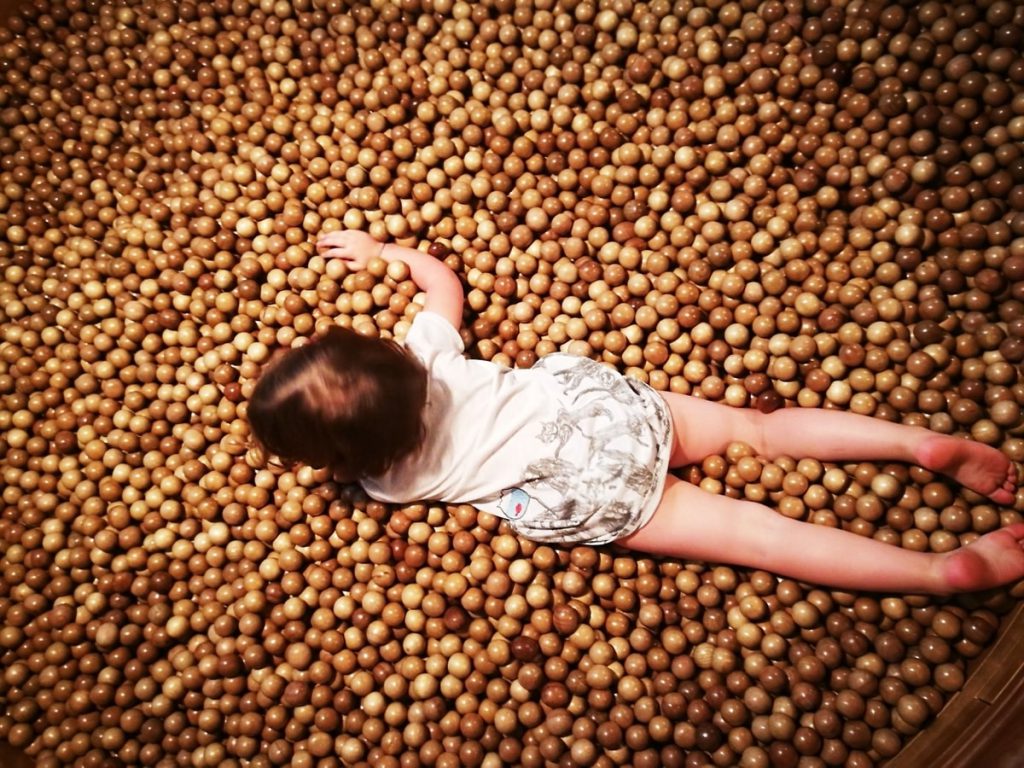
top-left (317, 230), bottom-right (356, 248)
top-left (316, 231), bottom-right (378, 265)
top-left (316, 233), bottom-right (345, 249)
top-left (320, 247), bottom-right (355, 261)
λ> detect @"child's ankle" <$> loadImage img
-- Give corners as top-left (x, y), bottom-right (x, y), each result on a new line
top-left (934, 552), bottom-right (968, 594)
top-left (910, 432), bottom-right (947, 470)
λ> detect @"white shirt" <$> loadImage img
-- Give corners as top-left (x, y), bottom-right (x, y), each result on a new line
top-left (360, 311), bottom-right (561, 519)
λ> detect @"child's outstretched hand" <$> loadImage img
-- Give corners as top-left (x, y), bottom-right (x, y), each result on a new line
top-left (316, 230), bottom-right (384, 270)
top-left (317, 229), bottom-right (465, 329)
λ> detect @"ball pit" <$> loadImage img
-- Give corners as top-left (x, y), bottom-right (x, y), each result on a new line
top-left (1, 0), bottom-right (1023, 766)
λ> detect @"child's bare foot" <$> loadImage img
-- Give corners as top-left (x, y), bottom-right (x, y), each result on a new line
top-left (940, 523), bottom-right (1024, 593)
top-left (916, 435), bottom-right (1017, 505)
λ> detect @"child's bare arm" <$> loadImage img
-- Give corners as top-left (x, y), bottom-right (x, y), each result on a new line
top-left (317, 231), bottom-right (464, 329)
top-left (381, 242), bottom-right (464, 329)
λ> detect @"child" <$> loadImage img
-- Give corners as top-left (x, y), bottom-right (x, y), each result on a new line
top-left (248, 230), bottom-right (1024, 595)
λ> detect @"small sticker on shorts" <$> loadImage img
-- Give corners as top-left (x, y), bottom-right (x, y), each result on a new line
top-left (498, 487), bottom-right (533, 520)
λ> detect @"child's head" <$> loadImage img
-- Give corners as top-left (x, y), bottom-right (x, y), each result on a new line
top-left (248, 326), bottom-right (428, 478)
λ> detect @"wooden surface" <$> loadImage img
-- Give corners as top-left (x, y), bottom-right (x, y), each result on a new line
top-left (0, 0), bottom-right (22, 23)
top-left (0, 741), bottom-right (32, 768)
top-left (890, 601), bottom-right (1024, 768)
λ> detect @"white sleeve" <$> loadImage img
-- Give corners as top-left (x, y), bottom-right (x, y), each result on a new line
top-left (403, 310), bottom-right (464, 366)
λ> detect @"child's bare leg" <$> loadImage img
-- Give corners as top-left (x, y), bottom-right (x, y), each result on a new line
top-left (659, 392), bottom-right (1017, 504)
top-left (618, 476), bottom-right (1024, 594)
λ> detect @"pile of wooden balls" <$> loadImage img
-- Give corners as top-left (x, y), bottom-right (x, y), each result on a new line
top-left (1, 0), bottom-right (1023, 766)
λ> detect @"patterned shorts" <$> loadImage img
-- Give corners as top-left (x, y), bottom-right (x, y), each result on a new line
top-left (507, 354), bottom-right (673, 546)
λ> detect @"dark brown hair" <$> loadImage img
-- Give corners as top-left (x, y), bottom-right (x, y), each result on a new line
top-left (247, 326), bottom-right (428, 478)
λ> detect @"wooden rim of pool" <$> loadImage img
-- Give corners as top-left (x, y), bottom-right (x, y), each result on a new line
top-left (890, 601), bottom-right (1024, 767)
